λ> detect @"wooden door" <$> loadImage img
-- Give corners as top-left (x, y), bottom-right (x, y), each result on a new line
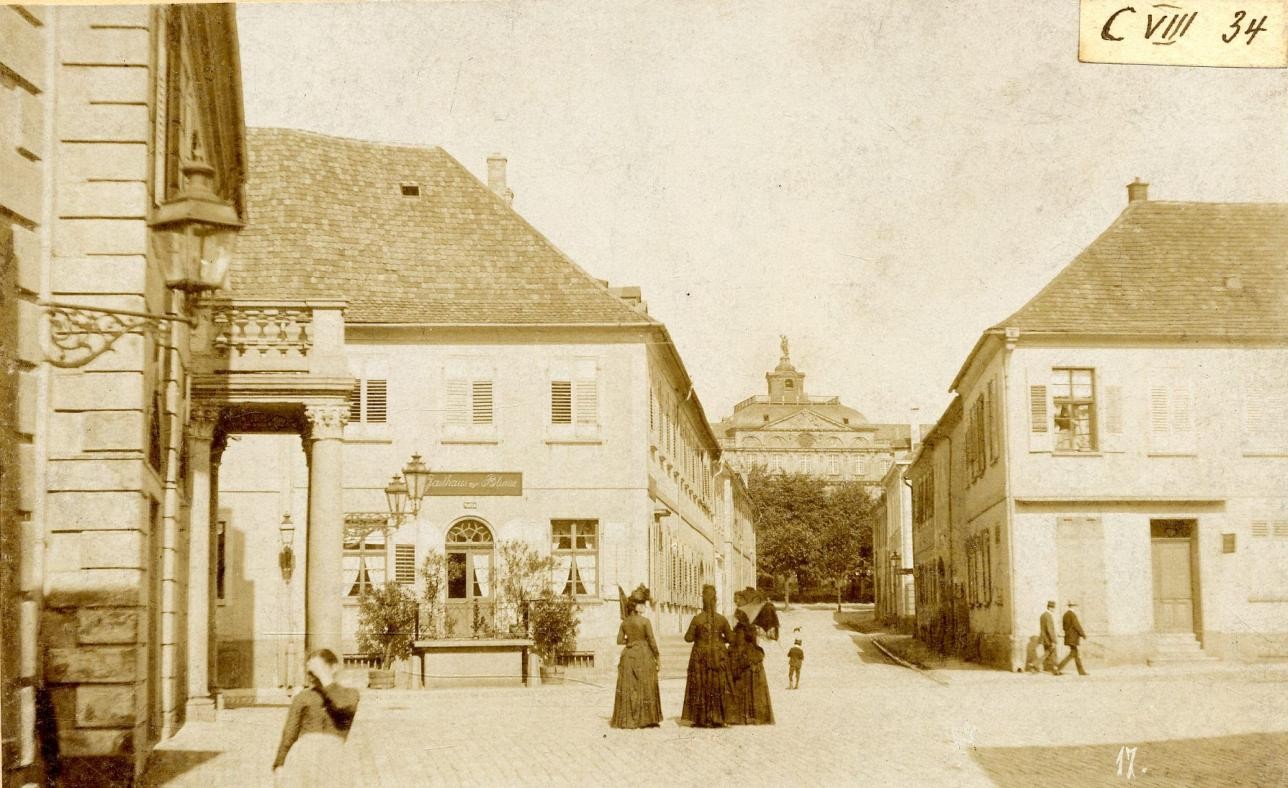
top-left (1151, 538), bottom-right (1194, 633)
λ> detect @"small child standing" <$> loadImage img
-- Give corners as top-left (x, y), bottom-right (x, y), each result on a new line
top-left (787, 639), bottom-right (804, 689)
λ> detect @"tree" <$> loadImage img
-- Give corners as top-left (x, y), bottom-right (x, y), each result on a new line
top-left (747, 467), bottom-right (879, 602)
top-left (356, 582), bottom-right (418, 670)
top-left (495, 539), bottom-right (556, 637)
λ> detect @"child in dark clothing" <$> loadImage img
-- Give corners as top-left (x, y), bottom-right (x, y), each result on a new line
top-left (787, 639), bottom-right (804, 689)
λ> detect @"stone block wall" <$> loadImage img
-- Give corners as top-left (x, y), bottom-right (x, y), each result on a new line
top-left (2, 6), bottom-right (51, 787)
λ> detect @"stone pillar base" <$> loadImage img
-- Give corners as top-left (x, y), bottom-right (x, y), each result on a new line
top-left (185, 696), bottom-right (217, 722)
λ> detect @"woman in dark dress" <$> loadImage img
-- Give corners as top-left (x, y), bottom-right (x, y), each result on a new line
top-left (680, 584), bottom-right (734, 728)
top-left (611, 587), bottom-right (663, 728)
top-left (728, 608), bottom-right (774, 725)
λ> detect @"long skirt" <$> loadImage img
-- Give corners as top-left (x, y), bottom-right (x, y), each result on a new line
top-left (680, 647), bottom-right (734, 727)
top-left (610, 643), bottom-right (663, 728)
top-left (728, 658), bottom-right (774, 725)
top-left (275, 732), bottom-right (356, 788)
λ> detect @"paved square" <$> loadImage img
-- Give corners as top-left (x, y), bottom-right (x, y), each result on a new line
top-left (143, 606), bottom-right (1288, 787)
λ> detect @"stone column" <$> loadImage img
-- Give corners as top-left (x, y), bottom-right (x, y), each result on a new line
top-left (185, 406), bottom-right (220, 721)
top-left (303, 404), bottom-right (347, 653)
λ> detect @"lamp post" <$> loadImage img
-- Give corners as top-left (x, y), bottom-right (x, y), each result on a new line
top-left (384, 452), bottom-right (431, 527)
top-left (278, 514), bottom-right (296, 582)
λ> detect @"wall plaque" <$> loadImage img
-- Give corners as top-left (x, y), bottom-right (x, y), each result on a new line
top-left (425, 472), bottom-right (523, 496)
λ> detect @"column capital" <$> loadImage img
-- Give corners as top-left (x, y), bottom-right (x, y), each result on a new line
top-left (188, 405), bottom-right (222, 443)
top-left (304, 404), bottom-right (349, 442)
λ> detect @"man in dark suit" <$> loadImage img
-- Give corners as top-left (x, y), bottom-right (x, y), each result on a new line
top-left (1039, 600), bottom-right (1058, 674)
top-left (1056, 601), bottom-right (1089, 676)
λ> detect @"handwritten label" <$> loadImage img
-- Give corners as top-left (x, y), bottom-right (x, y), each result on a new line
top-left (424, 472), bottom-right (523, 496)
top-left (1080, 0), bottom-right (1288, 67)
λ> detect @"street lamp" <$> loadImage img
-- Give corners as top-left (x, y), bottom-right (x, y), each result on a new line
top-left (402, 453), bottom-right (431, 514)
top-left (278, 514), bottom-right (296, 582)
top-left (384, 474), bottom-right (409, 525)
top-left (151, 143), bottom-right (242, 294)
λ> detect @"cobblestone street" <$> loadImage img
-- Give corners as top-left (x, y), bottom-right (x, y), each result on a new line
top-left (143, 605), bottom-right (1288, 787)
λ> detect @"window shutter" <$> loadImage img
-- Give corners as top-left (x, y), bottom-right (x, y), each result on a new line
top-left (1027, 369), bottom-right (1053, 453)
top-left (394, 544), bottom-right (416, 583)
top-left (1251, 520), bottom-right (1270, 538)
top-left (1100, 379), bottom-right (1124, 453)
top-left (471, 380), bottom-right (493, 425)
top-left (445, 380), bottom-right (468, 426)
top-left (987, 377), bottom-right (1000, 464)
top-left (551, 381), bottom-right (572, 424)
top-left (1148, 377), bottom-right (1172, 453)
top-left (347, 381), bottom-right (362, 423)
top-left (1275, 521), bottom-right (1288, 539)
top-left (574, 380), bottom-right (597, 424)
top-left (366, 379), bottom-right (388, 423)
top-left (1171, 379), bottom-right (1196, 453)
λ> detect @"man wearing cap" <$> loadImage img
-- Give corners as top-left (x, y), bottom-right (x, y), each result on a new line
top-left (1056, 601), bottom-right (1089, 676)
top-left (1039, 601), bottom-right (1058, 674)
top-left (787, 639), bottom-right (804, 689)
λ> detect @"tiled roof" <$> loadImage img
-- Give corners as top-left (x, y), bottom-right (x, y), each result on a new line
top-left (231, 128), bottom-right (655, 326)
top-left (995, 201), bottom-right (1288, 337)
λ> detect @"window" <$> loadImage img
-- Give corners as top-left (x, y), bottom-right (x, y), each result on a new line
top-left (1244, 372), bottom-right (1288, 453)
top-left (400, 183), bottom-right (420, 196)
top-left (966, 395), bottom-right (986, 481)
top-left (347, 358), bottom-right (389, 427)
top-left (343, 526), bottom-right (386, 597)
top-left (394, 544), bottom-right (416, 584)
top-left (988, 378), bottom-right (1000, 464)
top-left (1052, 368), bottom-right (1096, 451)
top-left (1148, 372), bottom-right (1196, 454)
top-left (550, 358), bottom-right (599, 434)
top-left (552, 520), bottom-right (598, 597)
top-left (447, 379), bottom-right (493, 425)
top-left (828, 454), bottom-right (840, 476)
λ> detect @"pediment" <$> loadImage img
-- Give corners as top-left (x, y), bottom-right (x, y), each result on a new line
top-left (764, 409), bottom-right (849, 432)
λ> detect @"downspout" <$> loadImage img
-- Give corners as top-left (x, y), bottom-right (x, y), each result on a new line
top-left (1000, 330), bottom-right (1021, 671)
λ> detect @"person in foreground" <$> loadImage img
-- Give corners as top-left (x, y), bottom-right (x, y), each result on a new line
top-left (681, 584), bottom-right (734, 728)
top-left (611, 586), bottom-right (663, 728)
top-left (273, 649), bottom-right (361, 787)
top-left (728, 608), bottom-right (774, 724)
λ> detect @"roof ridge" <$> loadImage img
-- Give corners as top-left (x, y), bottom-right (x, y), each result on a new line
top-left (247, 125), bottom-right (451, 154)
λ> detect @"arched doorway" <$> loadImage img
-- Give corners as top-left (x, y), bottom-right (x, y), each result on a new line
top-left (445, 518), bottom-right (495, 637)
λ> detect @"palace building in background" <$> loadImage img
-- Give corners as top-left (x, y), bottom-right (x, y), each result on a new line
top-left (906, 182), bottom-right (1288, 671)
top-left (712, 339), bottom-right (921, 486)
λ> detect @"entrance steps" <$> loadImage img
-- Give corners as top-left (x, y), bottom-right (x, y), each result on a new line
top-left (1148, 633), bottom-right (1220, 666)
top-left (655, 634), bottom-right (691, 680)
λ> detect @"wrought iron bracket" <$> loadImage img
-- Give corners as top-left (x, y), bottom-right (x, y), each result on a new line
top-left (41, 300), bottom-right (196, 369)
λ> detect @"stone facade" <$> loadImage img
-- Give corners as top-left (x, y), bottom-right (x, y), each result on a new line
top-left (712, 341), bottom-right (921, 487)
top-left (0, 5), bottom-right (247, 784)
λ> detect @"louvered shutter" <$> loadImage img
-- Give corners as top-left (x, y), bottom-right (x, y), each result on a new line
top-left (471, 380), bottom-right (493, 425)
top-left (1251, 521), bottom-right (1269, 538)
top-left (366, 379), bottom-right (388, 423)
top-left (1171, 379), bottom-right (1196, 453)
top-left (394, 544), bottom-right (416, 583)
top-left (573, 358), bottom-right (598, 426)
top-left (445, 380), bottom-right (468, 426)
top-left (1148, 377), bottom-right (1172, 454)
top-left (550, 381), bottom-right (572, 424)
top-left (1099, 373), bottom-right (1124, 453)
top-left (1027, 368), bottom-right (1053, 452)
top-left (347, 381), bottom-right (362, 423)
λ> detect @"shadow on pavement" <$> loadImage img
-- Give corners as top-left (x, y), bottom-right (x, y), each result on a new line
top-left (138, 750), bottom-right (222, 786)
top-left (973, 730), bottom-right (1288, 788)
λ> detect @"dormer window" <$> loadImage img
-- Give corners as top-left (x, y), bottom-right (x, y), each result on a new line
top-left (400, 183), bottom-right (421, 197)
top-left (784, 380), bottom-right (794, 389)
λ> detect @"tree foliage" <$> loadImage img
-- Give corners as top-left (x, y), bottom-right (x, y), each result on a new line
top-left (746, 467), bottom-right (879, 593)
top-left (356, 581), bottom-right (418, 669)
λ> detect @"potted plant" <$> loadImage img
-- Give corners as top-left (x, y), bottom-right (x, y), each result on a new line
top-left (356, 582), bottom-right (418, 689)
top-left (529, 590), bottom-right (580, 684)
top-left (496, 540), bottom-right (556, 638)
top-left (420, 550), bottom-right (447, 639)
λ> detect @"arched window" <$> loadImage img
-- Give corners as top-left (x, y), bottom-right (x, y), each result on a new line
top-left (445, 519), bottom-right (494, 603)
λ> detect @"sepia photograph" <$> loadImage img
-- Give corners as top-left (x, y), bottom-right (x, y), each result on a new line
top-left (1, 0), bottom-right (1287, 785)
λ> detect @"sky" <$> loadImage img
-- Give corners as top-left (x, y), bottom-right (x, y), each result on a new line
top-left (235, 0), bottom-right (1288, 426)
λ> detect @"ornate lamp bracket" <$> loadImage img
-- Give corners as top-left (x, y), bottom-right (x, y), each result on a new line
top-left (41, 300), bottom-right (195, 369)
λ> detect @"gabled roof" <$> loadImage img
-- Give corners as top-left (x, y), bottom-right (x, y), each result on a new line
top-left (762, 408), bottom-right (859, 432)
top-left (995, 200), bottom-right (1288, 337)
top-left (231, 128), bottom-right (656, 326)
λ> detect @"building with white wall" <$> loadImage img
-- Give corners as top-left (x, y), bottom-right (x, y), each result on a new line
top-left (910, 181), bottom-right (1288, 670)
top-left (213, 128), bottom-right (748, 687)
top-left (875, 456), bottom-right (915, 631)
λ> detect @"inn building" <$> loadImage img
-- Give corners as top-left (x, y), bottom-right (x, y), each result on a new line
top-left (908, 182), bottom-right (1288, 670)
top-left (212, 128), bottom-right (754, 688)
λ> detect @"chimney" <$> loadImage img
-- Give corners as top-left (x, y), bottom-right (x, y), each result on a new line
top-left (487, 154), bottom-right (514, 206)
top-left (909, 407), bottom-right (921, 449)
top-left (1127, 177), bottom-right (1149, 203)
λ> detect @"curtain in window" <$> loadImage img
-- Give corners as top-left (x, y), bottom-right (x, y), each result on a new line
top-left (553, 553), bottom-right (573, 593)
top-left (471, 552), bottom-right (491, 597)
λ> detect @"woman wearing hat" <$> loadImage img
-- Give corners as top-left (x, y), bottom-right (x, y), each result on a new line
top-left (680, 585), bottom-right (735, 727)
top-left (611, 586), bottom-right (663, 728)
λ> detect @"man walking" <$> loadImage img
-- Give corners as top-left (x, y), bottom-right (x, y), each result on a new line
top-left (1056, 601), bottom-right (1089, 676)
top-left (1039, 600), bottom-right (1058, 674)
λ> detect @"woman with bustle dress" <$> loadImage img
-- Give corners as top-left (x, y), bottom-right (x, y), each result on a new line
top-left (680, 584), bottom-right (735, 727)
top-left (610, 585), bottom-right (663, 728)
top-left (727, 608), bottom-right (774, 725)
